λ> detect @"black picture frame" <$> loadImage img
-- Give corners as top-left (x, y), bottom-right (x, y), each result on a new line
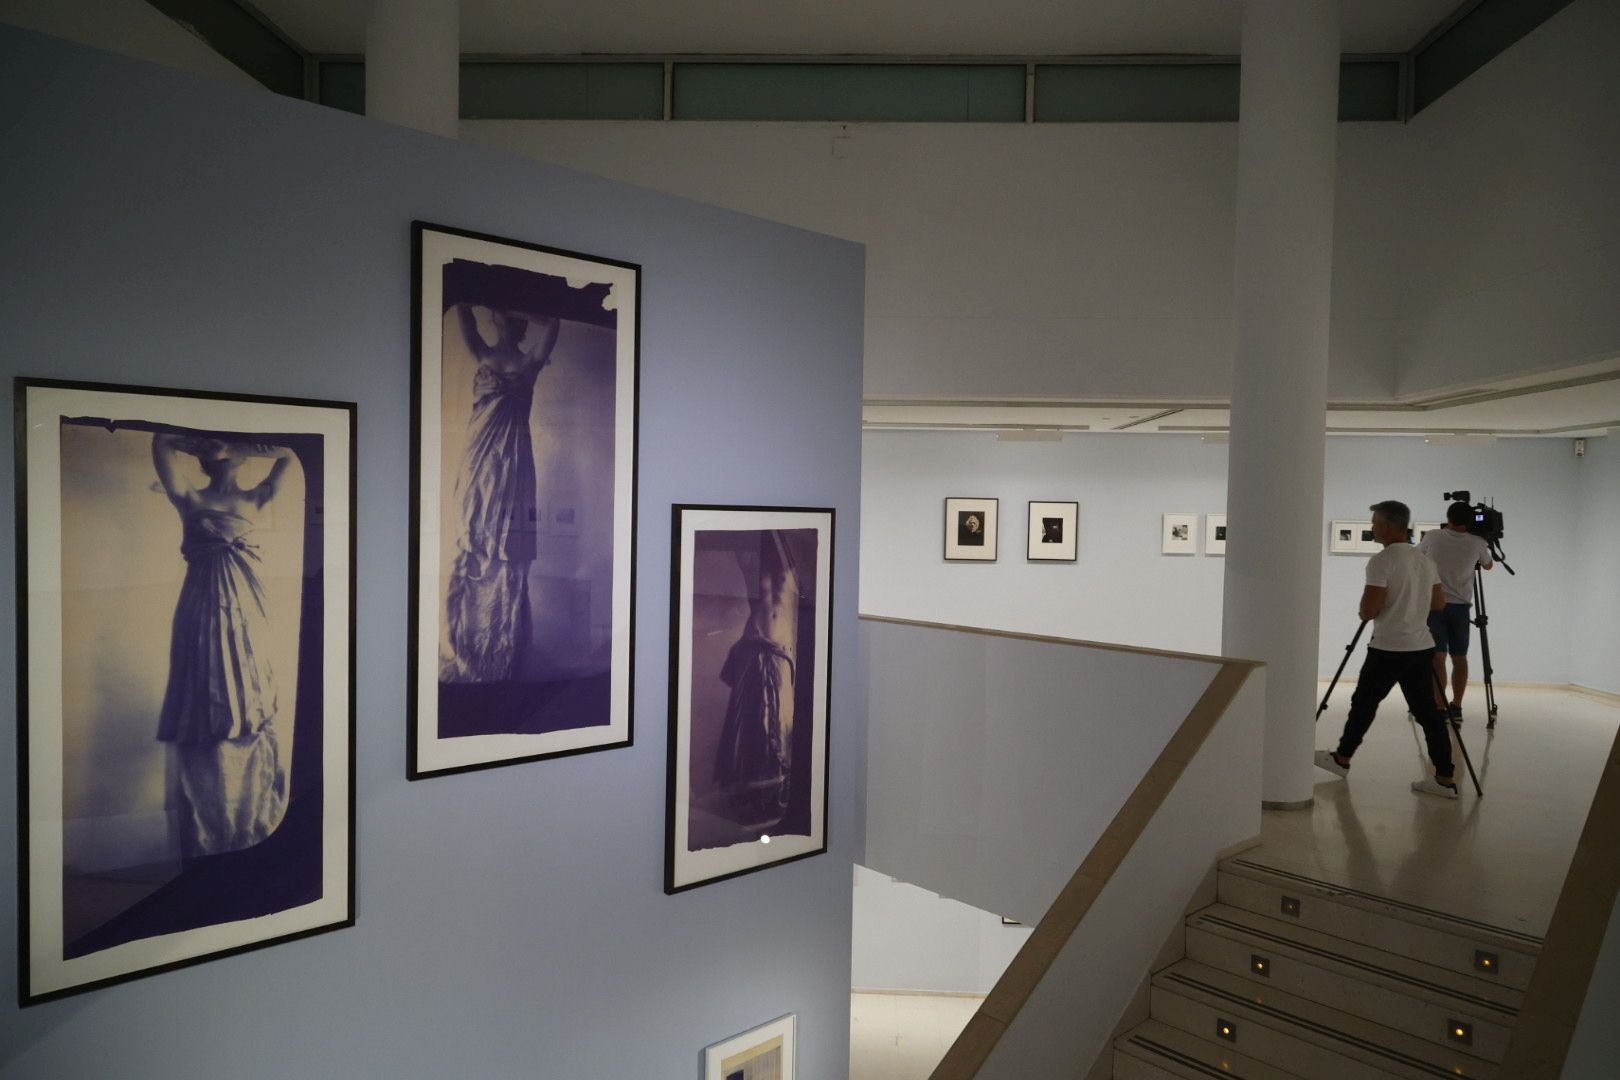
top-left (943, 496), bottom-right (998, 562)
top-left (665, 504), bottom-right (835, 894)
top-left (1026, 500), bottom-right (1079, 562)
top-left (408, 222), bottom-right (640, 779)
top-left (14, 376), bottom-right (357, 1005)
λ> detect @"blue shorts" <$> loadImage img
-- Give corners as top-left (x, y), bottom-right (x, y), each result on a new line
top-left (1428, 603), bottom-right (1472, 656)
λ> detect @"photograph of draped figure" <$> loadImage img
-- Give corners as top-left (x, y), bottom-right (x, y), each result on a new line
top-left (17, 379), bottom-right (354, 1004)
top-left (667, 506), bottom-right (833, 893)
top-left (411, 224), bottom-right (638, 778)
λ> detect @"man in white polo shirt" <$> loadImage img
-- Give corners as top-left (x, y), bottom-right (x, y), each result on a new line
top-left (1317, 500), bottom-right (1458, 798)
top-left (1419, 501), bottom-right (1495, 721)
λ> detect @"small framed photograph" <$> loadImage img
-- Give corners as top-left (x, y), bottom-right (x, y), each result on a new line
top-left (1330, 519), bottom-right (1372, 555)
top-left (705, 1013), bottom-right (796, 1080)
top-left (15, 378), bottom-right (355, 1004)
top-left (410, 221), bottom-right (639, 779)
top-left (1161, 513), bottom-right (1198, 555)
top-left (1026, 501), bottom-right (1078, 562)
top-left (1205, 513), bottom-right (1227, 556)
top-left (944, 497), bottom-right (997, 561)
top-left (667, 506), bottom-right (833, 894)
top-left (1414, 522), bottom-right (1443, 544)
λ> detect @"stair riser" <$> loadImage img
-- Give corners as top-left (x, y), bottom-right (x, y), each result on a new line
top-left (1113, 1053), bottom-right (1192, 1080)
top-left (1152, 986), bottom-right (1408, 1080)
top-left (1218, 872), bottom-right (1535, 990)
top-left (1186, 926), bottom-right (1513, 1062)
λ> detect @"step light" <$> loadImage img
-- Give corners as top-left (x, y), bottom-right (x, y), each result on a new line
top-left (1250, 955), bottom-right (1271, 978)
top-left (1473, 950), bottom-right (1499, 974)
top-left (1448, 1020), bottom-right (1474, 1046)
top-left (1216, 1019), bottom-right (1237, 1043)
top-left (1280, 896), bottom-right (1301, 917)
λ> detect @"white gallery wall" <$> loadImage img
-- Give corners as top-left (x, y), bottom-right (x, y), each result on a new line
top-left (465, 0), bottom-right (1620, 405)
top-left (860, 430), bottom-right (1588, 685)
top-left (465, 114), bottom-right (1406, 402)
top-left (1399, 0), bottom-right (1620, 396)
top-left (851, 865), bottom-right (1030, 995)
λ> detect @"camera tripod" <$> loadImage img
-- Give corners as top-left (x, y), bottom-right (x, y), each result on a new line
top-left (1315, 619), bottom-right (1484, 797)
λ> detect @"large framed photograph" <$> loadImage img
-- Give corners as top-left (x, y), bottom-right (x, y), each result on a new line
top-left (1161, 512), bottom-right (1198, 555)
top-left (410, 222), bottom-right (638, 778)
top-left (1026, 500), bottom-right (1078, 562)
top-left (15, 378), bottom-right (355, 1005)
top-left (704, 1013), bottom-right (796, 1080)
top-left (944, 496), bottom-right (997, 561)
top-left (667, 506), bottom-right (833, 894)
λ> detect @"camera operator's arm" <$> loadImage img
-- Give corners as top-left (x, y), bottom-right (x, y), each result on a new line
top-left (1359, 585), bottom-right (1386, 623)
top-left (1431, 582), bottom-right (1445, 612)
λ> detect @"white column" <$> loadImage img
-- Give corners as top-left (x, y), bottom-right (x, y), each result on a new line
top-left (1222, 0), bottom-right (1341, 810)
top-left (365, 0), bottom-right (459, 138)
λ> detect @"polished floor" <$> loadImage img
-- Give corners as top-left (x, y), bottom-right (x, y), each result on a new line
top-left (849, 991), bottom-right (982, 1080)
top-left (848, 686), bottom-right (1620, 1078)
top-left (1268, 684), bottom-right (1619, 938)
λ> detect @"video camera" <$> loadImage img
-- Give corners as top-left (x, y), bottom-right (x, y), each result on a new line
top-left (1442, 490), bottom-right (1505, 543)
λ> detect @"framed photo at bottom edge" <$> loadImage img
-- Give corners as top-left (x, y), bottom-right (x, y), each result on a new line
top-left (705, 1013), bottom-right (796, 1080)
top-left (15, 377), bottom-right (355, 1005)
top-left (667, 505), bottom-right (833, 894)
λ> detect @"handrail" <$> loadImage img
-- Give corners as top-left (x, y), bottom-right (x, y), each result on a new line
top-left (927, 659), bottom-right (1259, 1078)
top-left (858, 612), bottom-right (1259, 667)
top-left (1497, 722), bottom-right (1620, 1077)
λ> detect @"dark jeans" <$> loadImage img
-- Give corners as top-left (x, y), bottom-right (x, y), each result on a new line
top-left (1337, 646), bottom-right (1455, 779)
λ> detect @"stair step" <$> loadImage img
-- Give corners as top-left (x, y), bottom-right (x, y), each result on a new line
top-left (1187, 903), bottom-right (1518, 1061)
top-left (1152, 959), bottom-right (1496, 1080)
top-left (1218, 859), bottom-right (1539, 990)
top-left (1115, 1019), bottom-right (1306, 1080)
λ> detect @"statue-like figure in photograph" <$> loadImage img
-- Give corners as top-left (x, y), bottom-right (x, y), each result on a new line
top-left (440, 304), bottom-right (560, 683)
top-left (713, 531), bottom-right (801, 830)
top-left (152, 433), bottom-right (296, 857)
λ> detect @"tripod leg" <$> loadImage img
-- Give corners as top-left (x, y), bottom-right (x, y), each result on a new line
top-left (1429, 661), bottom-right (1483, 797)
top-left (1474, 566), bottom-right (1498, 729)
top-left (1317, 621), bottom-right (1368, 722)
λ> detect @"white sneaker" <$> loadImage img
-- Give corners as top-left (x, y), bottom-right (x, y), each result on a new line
top-left (1314, 750), bottom-right (1348, 778)
top-left (1411, 777), bottom-right (1460, 799)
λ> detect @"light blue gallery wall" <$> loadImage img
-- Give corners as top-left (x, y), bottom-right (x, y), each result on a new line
top-left (0, 26), bottom-right (864, 1080)
top-left (1572, 435), bottom-right (1620, 695)
top-left (862, 430), bottom-right (1588, 684)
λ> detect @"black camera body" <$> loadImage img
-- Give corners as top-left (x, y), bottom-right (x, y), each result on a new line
top-left (1442, 490), bottom-right (1505, 543)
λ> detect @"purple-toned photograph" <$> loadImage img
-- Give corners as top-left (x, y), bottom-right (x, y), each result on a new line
top-left (17, 380), bottom-right (354, 1004)
top-left (411, 224), bottom-right (638, 777)
top-left (668, 506), bottom-right (832, 893)
top-left (687, 527), bottom-right (819, 851)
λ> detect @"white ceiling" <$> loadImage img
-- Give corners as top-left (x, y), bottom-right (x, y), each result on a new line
top-left (253, 1), bottom-right (1462, 57)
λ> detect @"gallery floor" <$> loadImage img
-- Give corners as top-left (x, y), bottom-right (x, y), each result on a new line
top-left (847, 685), bottom-right (1620, 1078)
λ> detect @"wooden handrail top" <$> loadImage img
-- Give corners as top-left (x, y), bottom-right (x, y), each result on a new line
top-left (859, 612), bottom-right (1266, 669)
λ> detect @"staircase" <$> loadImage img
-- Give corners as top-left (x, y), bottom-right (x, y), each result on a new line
top-left (1112, 856), bottom-right (1541, 1079)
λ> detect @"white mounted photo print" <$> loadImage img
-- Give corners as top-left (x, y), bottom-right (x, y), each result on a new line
top-left (1026, 501), bottom-right (1078, 562)
top-left (705, 1013), bottom-right (795, 1080)
top-left (1329, 519), bottom-right (1374, 555)
top-left (1205, 513), bottom-right (1227, 556)
top-left (944, 497), bottom-right (998, 562)
top-left (1161, 513), bottom-right (1198, 555)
